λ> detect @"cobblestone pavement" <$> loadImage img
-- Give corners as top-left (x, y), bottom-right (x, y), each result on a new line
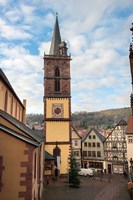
top-left (42, 174), bottom-right (130, 200)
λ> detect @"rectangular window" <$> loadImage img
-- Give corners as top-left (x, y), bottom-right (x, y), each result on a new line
top-left (88, 143), bottom-right (91, 147)
top-left (75, 140), bottom-right (78, 146)
top-left (83, 151), bottom-right (87, 157)
top-left (89, 135), bottom-right (91, 139)
top-left (97, 151), bottom-right (101, 157)
top-left (93, 135), bottom-right (96, 139)
top-left (92, 143), bottom-right (95, 147)
top-left (84, 142), bottom-right (87, 147)
top-left (88, 151), bottom-right (91, 157)
top-left (73, 151), bottom-right (79, 157)
top-left (112, 142), bottom-right (117, 148)
top-left (128, 136), bottom-right (133, 143)
top-left (92, 151), bottom-right (96, 157)
top-left (97, 142), bottom-right (100, 147)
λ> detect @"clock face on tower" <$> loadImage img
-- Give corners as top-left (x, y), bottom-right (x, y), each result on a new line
top-left (52, 104), bottom-right (64, 118)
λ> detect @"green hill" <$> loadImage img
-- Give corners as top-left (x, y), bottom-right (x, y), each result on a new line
top-left (72, 107), bottom-right (131, 129)
top-left (26, 107), bottom-right (132, 129)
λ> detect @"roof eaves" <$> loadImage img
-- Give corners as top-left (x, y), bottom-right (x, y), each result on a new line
top-left (82, 129), bottom-right (91, 141)
top-left (71, 125), bottom-right (81, 138)
top-left (0, 109), bottom-right (43, 143)
top-left (105, 119), bottom-right (127, 141)
top-left (45, 151), bottom-right (55, 160)
top-left (93, 128), bottom-right (105, 142)
top-left (0, 125), bottom-right (40, 146)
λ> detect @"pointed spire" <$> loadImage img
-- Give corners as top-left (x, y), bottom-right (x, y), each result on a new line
top-left (130, 23), bottom-right (133, 55)
top-left (49, 13), bottom-right (61, 55)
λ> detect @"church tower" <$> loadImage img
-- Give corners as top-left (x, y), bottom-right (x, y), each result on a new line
top-left (43, 14), bottom-right (71, 175)
top-left (129, 23), bottom-right (133, 115)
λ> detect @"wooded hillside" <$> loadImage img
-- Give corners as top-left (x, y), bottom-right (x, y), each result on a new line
top-left (26, 107), bottom-right (132, 129)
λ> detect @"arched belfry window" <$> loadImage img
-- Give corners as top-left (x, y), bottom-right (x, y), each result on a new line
top-left (55, 80), bottom-right (60, 92)
top-left (4, 90), bottom-right (8, 112)
top-left (55, 67), bottom-right (60, 77)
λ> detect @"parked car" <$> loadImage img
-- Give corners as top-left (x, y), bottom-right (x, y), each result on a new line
top-left (78, 168), bottom-right (93, 177)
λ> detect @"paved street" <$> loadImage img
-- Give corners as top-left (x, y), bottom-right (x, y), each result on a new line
top-left (42, 174), bottom-right (130, 200)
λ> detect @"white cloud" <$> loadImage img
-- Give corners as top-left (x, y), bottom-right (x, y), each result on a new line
top-left (0, 0), bottom-right (9, 5)
top-left (0, 18), bottom-right (32, 40)
top-left (0, 0), bottom-right (132, 114)
top-left (38, 41), bottom-right (51, 56)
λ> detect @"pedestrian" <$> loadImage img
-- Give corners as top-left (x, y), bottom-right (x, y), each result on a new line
top-left (46, 176), bottom-right (49, 186)
top-left (101, 169), bottom-right (103, 175)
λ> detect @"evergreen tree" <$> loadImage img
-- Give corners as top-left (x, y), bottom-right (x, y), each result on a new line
top-left (68, 154), bottom-right (80, 188)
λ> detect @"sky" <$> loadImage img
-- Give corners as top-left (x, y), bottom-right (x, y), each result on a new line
top-left (0, 0), bottom-right (133, 114)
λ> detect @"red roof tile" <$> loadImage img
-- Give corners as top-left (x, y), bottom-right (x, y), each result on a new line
top-left (126, 116), bottom-right (133, 134)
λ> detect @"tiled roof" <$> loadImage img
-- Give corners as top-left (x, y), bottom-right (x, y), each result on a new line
top-left (45, 151), bottom-right (55, 160)
top-left (0, 124), bottom-right (40, 146)
top-left (82, 128), bottom-right (105, 142)
top-left (126, 116), bottom-right (133, 134)
top-left (0, 68), bottom-right (24, 108)
top-left (117, 119), bottom-right (127, 126)
top-left (105, 119), bottom-right (127, 140)
top-left (0, 109), bottom-right (44, 143)
top-left (32, 130), bottom-right (44, 140)
top-left (71, 125), bottom-right (81, 138)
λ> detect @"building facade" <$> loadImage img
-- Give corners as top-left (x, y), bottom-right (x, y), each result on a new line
top-left (82, 128), bottom-right (105, 171)
top-left (44, 14), bottom-right (71, 175)
top-left (126, 23), bottom-right (133, 181)
top-left (0, 68), bottom-right (26, 123)
top-left (104, 120), bottom-right (127, 174)
top-left (71, 125), bottom-right (81, 167)
top-left (0, 69), bottom-right (44, 200)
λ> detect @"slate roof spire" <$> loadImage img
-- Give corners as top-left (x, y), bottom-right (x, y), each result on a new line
top-left (49, 12), bottom-right (61, 55)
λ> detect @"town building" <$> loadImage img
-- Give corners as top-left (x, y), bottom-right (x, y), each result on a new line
top-left (82, 128), bottom-right (105, 171)
top-left (43, 14), bottom-right (71, 175)
top-left (126, 116), bottom-right (133, 180)
top-left (71, 125), bottom-right (82, 167)
top-left (126, 23), bottom-right (133, 181)
top-left (104, 120), bottom-right (127, 174)
top-left (0, 68), bottom-right (26, 122)
top-left (0, 69), bottom-right (44, 200)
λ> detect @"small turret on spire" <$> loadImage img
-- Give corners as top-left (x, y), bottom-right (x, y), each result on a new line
top-left (130, 23), bottom-right (133, 54)
top-left (130, 23), bottom-right (133, 42)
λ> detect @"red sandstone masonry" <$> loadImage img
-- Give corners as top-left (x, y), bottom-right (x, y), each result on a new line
top-left (19, 144), bottom-right (34, 200)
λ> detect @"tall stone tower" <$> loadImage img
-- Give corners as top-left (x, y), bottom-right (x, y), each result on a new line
top-left (129, 23), bottom-right (133, 115)
top-left (43, 14), bottom-right (71, 175)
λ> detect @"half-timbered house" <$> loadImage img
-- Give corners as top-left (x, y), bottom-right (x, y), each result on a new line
top-left (104, 120), bottom-right (127, 174)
